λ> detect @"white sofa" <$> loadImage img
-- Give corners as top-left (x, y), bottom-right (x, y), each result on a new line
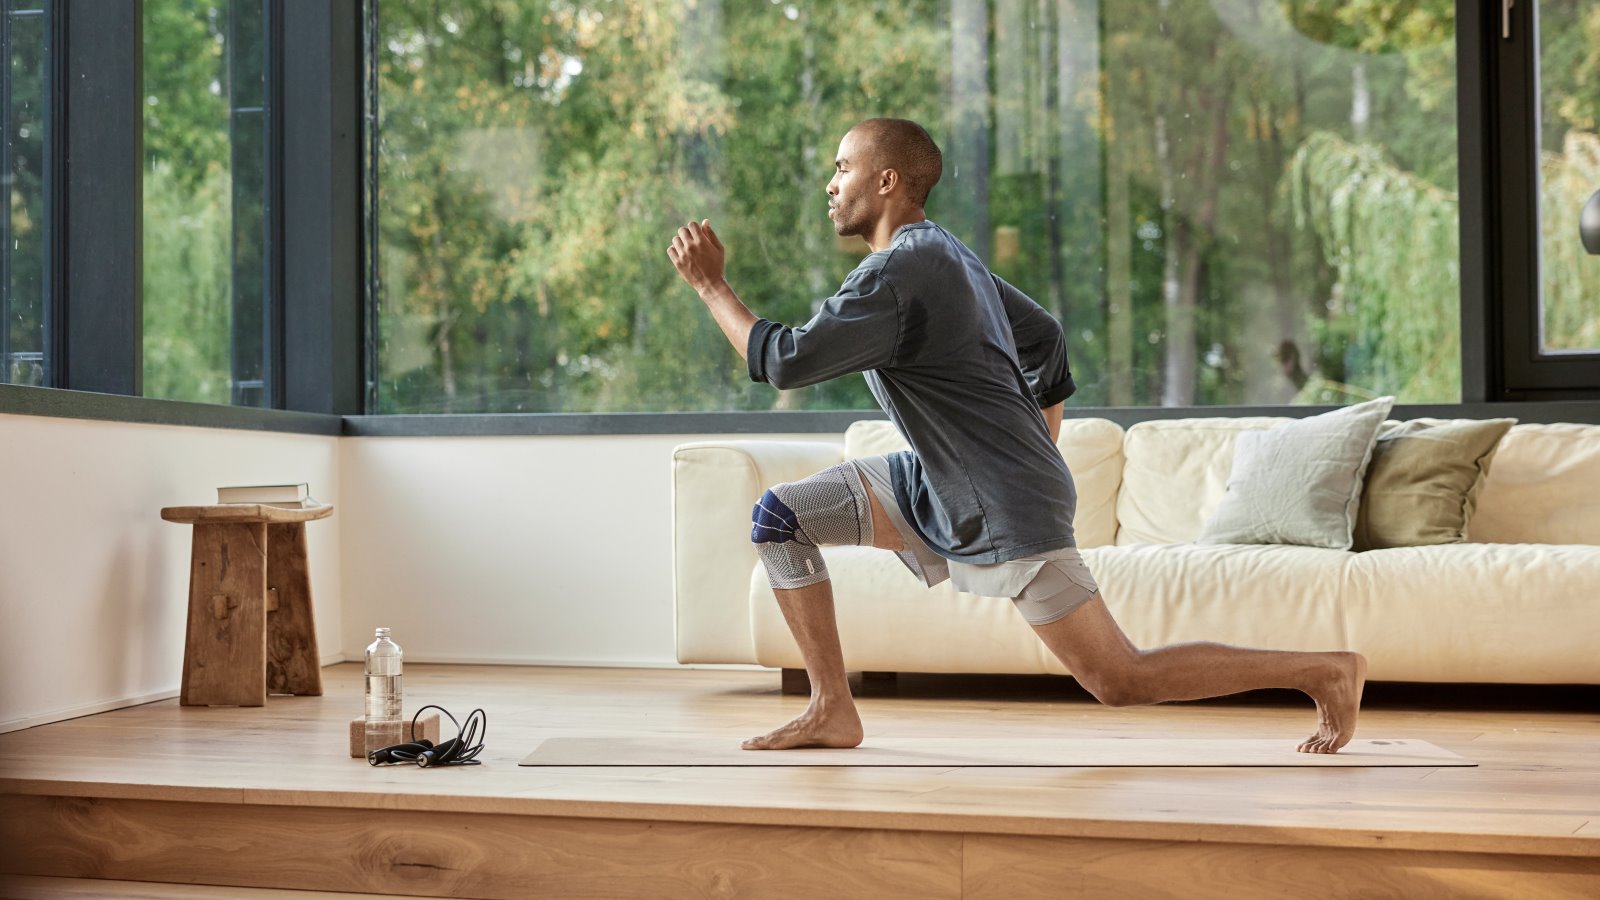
top-left (672, 416), bottom-right (1600, 685)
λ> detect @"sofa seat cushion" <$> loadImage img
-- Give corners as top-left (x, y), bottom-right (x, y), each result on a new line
top-left (748, 542), bottom-right (1600, 685)
top-left (1340, 542), bottom-right (1600, 683)
top-left (1079, 543), bottom-right (1353, 652)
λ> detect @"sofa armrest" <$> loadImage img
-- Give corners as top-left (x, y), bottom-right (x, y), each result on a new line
top-left (672, 439), bottom-right (845, 664)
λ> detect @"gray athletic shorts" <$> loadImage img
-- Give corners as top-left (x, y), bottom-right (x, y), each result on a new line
top-left (846, 455), bottom-right (1100, 626)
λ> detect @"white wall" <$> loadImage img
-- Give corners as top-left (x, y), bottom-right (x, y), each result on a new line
top-left (338, 432), bottom-right (834, 667)
top-left (0, 413), bottom-right (343, 731)
top-left (0, 412), bottom-right (831, 731)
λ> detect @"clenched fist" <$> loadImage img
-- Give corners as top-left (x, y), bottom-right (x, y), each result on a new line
top-left (668, 219), bottom-right (726, 293)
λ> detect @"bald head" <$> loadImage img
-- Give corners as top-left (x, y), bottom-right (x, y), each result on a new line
top-left (850, 118), bottom-right (943, 208)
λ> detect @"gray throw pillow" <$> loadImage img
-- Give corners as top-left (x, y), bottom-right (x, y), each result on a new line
top-left (1197, 396), bottom-right (1396, 550)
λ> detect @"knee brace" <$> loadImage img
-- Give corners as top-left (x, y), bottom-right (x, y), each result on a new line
top-left (751, 462), bottom-right (874, 589)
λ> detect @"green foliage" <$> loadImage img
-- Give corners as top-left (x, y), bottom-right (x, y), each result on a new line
top-left (141, 0), bottom-right (235, 403)
top-left (1289, 132), bottom-right (1459, 402)
top-left (143, 0), bottom-right (232, 189)
top-left (117, 0), bottom-right (1597, 411)
top-left (1540, 132), bottom-right (1600, 351)
top-left (143, 163), bottom-right (233, 404)
top-left (4, 4), bottom-right (50, 384)
top-left (373, 0), bottom-right (954, 412)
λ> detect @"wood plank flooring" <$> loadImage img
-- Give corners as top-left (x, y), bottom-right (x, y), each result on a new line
top-left (1, 663), bottom-right (1596, 898)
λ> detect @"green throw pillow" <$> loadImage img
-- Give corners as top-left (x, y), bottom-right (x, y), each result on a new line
top-left (1197, 396), bottom-right (1395, 550)
top-left (1352, 418), bottom-right (1517, 551)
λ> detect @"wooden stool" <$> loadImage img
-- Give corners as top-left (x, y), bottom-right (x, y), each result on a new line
top-left (160, 503), bottom-right (334, 707)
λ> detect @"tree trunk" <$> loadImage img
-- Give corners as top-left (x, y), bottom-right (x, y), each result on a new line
top-left (437, 318), bottom-right (457, 404)
top-left (1156, 111), bottom-right (1189, 406)
top-left (1162, 68), bottom-right (1233, 408)
top-left (1106, 147), bottom-right (1134, 406)
top-left (1350, 61), bottom-right (1370, 141)
top-left (800, 14), bottom-right (828, 299)
top-left (1041, 0), bottom-right (1066, 320)
top-left (1257, 100), bottom-right (1300, 397)
top-left (950, 0), bottom-right (991, 259)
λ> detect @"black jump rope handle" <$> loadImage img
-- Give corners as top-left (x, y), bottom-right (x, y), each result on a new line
top-left (367, 705), bottom-right (486, 767)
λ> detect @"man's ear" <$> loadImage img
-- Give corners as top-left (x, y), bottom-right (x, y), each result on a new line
top-left (877, 168), bottom-right (899, 197)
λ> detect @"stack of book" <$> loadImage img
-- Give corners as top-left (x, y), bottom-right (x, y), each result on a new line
top-left (217, 483), bottom-right (319, 509)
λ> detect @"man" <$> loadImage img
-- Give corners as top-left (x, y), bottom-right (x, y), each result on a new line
top-left (667, 117), bottom-right (1365, 754)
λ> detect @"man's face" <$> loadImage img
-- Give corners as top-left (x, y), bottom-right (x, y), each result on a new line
top-left (826, 130), bottom-right (878, 237)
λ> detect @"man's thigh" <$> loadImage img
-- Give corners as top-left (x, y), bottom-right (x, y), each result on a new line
top-left (1031, 595), bottom-right (1141, 671)
top-left (850, 466), bottom-right (906, 552)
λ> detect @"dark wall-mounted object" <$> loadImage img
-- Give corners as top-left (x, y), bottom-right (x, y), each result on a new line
top-left (1582, 189), bottom-right (1600, 255)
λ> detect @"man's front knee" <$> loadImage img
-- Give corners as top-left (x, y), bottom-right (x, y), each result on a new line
top-left (751, 486), bottom-right (803, 545)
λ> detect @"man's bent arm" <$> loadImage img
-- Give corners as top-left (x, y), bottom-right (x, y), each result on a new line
top-left (669, 220), bottom-right (896, 387)
top-left (667, 220), bottom-right (757, 362)
top-left (697, 279), bottom-right (758, 362)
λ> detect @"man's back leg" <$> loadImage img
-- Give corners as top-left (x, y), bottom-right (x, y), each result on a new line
top-left (1030, 594), bottom-right (1367, 753)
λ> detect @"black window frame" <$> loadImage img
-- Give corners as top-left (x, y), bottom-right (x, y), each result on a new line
top-left (1482, 0), bottom-right (1600, 399)
top-left (0, 0), bottom-right (1596, 435)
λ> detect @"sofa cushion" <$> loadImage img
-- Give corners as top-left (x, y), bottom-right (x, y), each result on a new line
top-left (1470, 423), bottom-right (1600, 545)
top-left (843, 417), bottom-right (1125, 549)
top-left (1116, 418), bottom-right (1288, 545)
top-left (1353, 417), bottom-right (1517, 550)
top-left (1197, 397), bottom-right (1394, 550)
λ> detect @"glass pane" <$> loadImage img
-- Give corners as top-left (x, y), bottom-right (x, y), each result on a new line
top-left (1536, 0), bottom-right (1600, 354)
top-left (142, 0), bottom-right (269, 406)
top-left (371, 1), bottom-right (1460, 412)
top-left (3, 0), bottom-right (51, 387)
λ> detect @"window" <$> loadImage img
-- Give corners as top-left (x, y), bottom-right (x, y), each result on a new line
top-left (142, 0), bottom-right (273, 407)
top-left (369, 1), bottom-right (1462, 413)
top-left (1100, 1), bottom-right (1459, 406)
top-left (1, 0), bottom-right (49, 388)
top-left (0, 3), bottom-right (1589, 427)
top-left (1534, 0), bottom-right (1600, 354)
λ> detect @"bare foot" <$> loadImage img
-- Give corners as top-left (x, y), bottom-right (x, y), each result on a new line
top-left (742, 700), bottom-right (864, 750)
top-left (1298, 652), bottom-right (1367, 754)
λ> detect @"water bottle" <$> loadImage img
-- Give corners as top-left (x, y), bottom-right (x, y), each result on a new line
top-left (364, 627), bottom-right (403, 754)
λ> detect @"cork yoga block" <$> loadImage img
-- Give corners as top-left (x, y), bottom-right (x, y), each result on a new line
top-left (348, 712), bottom-right (442, 759)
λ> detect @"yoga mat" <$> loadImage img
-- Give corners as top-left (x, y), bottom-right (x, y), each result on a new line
top-left (521, 737), bottom-right (1473, 767)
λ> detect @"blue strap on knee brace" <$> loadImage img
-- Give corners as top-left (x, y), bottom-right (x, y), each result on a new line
top-left (751, 489), bottom-right (801, 543)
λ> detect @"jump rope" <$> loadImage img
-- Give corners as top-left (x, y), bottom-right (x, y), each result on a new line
top-left (367, 704), bottom-right (487, 768)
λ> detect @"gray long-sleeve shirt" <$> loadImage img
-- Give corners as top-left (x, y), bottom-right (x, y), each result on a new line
top-left (746, 220), bottom-right (1079, 563)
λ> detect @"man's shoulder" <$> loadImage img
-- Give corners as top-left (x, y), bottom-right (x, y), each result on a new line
top-left (877, 223), bottom-right (965, 276)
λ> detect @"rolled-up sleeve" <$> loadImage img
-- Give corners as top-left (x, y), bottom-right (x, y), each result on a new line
top-left (747, 266), bottom-right (901, 390)
top-left (993, 274), bottom-right (1076, 406)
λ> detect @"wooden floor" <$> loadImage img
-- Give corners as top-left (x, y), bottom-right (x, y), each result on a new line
top-left (1, 663), bottom-right (1597, 898)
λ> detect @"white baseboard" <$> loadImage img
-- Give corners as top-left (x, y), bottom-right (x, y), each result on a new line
top-left (0, 688), bottom-right (180, 734)
top-left (1, 652), bottom-right (349, 734)
top-left (330, 653), bottom-right (768, 671)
